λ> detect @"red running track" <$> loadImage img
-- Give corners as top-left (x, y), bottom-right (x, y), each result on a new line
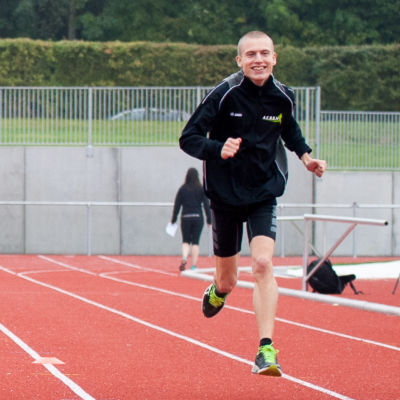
top-left (0, 254), bottom-right (399, 400)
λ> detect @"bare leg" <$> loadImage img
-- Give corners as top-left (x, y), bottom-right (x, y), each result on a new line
top-left (250, 236), bottom-right (278, 340)
top-left (178, 242), bottom-right (191, 270)
top-left (214, 253), bottom-right (239, 294)
top-left (191, 244), bottom-right (200, 267)
top-left (182, 242), bottom-right (190, 260)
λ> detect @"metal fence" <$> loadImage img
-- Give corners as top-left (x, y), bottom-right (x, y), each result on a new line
top-left (0, 86), bottom-right (210, 146)
top-left (320, 110), bottom-right (400, 170)
top-left (0, 86), bottom-right (319, 145)
top-left (0, 200), bottom-right (396, 256)
top-left (0, 86), bottom-right (399, 170)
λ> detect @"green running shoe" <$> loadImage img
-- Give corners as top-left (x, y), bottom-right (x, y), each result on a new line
top-left (202, 283), bottom-right (227, 318)
top-left (251, 344), bottom-right (282, 377)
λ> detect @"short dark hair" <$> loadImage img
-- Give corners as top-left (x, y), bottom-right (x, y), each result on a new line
top-left (237, 31), bottom-right (274, 55)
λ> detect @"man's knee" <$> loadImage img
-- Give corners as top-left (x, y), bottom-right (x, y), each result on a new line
top-left (252, 255), bottom-right (273, 279)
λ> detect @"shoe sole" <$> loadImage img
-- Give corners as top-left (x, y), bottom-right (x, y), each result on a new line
top-left (252, 364), bottom-right (282, 377)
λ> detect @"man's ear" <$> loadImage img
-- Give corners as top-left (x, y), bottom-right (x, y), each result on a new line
top-left (236, 55), bottom-right (242, 68)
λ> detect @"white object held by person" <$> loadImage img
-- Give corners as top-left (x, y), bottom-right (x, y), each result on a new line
top-left (165, 222), bottom-right (178, 237)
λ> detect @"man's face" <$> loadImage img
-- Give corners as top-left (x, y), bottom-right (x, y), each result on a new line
top-left (236, 37), bottom-right (277, 86)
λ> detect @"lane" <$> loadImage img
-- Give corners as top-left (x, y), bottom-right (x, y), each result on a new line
top-left (33, 255), bottom-right (400, 399)
top-left (102, 255), bottom-right (400, 345)
top-left (0, 267), bottom-right (344, 400)
top-left (1, 255), bottom-right (399, 399)
top-left (0, 270), bottom-right (97, 400)
top-left (99, 269), bottom-right (399, 352)
top-left (46, 254), bottom-right (399, 346)
top-left (49, 255), bottom-right (400, 400)
top-left (0, 322), bottom-right (96, 400)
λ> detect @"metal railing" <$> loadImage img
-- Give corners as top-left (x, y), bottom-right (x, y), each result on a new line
top-left (0, 86), bottom-right (210, 146)
top-left (301, 214), bottom-right (388, 290)
top-left (319, 110), bottom-right (400, 170)
top-left (1, 86), bottom-right (399, 170)
top-left (0, 200), bottom-right (397, 256)
top-left (278, 202), bottom-right (400, 258)
top-left (0, 86), bottom-right (319, 147)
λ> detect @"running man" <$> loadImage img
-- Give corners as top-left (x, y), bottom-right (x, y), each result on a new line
top-left (179, 31), bottom-right (327, 376)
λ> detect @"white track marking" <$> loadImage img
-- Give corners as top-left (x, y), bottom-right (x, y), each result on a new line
top-left (276, 316), bottom-right (400, 352)
top-left (183, 268), bottom-right (400, 316)
top-left (103, 272), bottom-right (400, 352)
top-left (98, 255), bottom-right (177, 276)
top-left (36, 256), bottom-right (400, 352)
top-left (0, 322), bottom-right (96, 400)
top-left (0, 265), bottom-right (16, 274)
top-left (8, 269), bottom-right (355, 400)
top-left (39, 255), bottom-right (97, 276)
top-left (101, 271), bottom-right (201, 301)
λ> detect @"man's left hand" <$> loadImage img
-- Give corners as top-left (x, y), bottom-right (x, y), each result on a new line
top-left (301, 153), bottom-right (327, 177)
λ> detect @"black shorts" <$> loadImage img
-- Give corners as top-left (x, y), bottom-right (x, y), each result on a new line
top-left (180, 217), bottom-right (204, 245)
top-left (211, 199), bottom-right (277, 257)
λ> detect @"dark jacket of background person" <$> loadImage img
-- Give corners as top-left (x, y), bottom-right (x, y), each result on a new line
top-left (171, 183), bottom-right (212, 225)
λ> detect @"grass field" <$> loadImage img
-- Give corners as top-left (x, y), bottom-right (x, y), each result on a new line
top-left (0, 118), bottom-right (399, 170)
top-left (0, 118), bottom-right (187, 145)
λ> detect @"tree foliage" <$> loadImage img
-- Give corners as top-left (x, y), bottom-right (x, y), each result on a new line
top-left (0, 0), bottom-right (399, 46)
top-left (1, 38), bottom-right (398, 111)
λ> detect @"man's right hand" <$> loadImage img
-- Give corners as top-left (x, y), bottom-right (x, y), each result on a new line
top-left (221, 137), bottom-right (242, 159)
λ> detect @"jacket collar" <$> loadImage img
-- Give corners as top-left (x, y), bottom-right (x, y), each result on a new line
top-left (240, 73), bottom-right (275, 95)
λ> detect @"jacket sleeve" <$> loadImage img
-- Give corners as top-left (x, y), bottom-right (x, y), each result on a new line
top-left (179, 85), bottom-right (226, 161)
top-left (171, 188), bottom-right (182, 223)
top-left (281, 115), bottom-right (312, 158)
top-left (280, 86), bottom-right (312, 158)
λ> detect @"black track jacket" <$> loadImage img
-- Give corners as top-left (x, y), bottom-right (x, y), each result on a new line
top-left (179, 71), bottom-right (312, 206)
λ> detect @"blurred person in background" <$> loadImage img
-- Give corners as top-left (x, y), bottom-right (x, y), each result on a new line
top-left (171, 167), bottom-right (212, 271)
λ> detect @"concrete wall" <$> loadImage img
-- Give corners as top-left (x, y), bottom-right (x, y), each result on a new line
top-left (0, 146), bottom-right (398, 256)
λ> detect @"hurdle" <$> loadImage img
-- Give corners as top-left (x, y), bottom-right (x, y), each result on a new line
top-left (182, 213), bottom-right (400, 316)
top-left (302, 214), bottom-right (389, 291)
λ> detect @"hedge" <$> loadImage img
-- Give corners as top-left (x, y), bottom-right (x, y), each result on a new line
top-left (0, 38), bottom-right (399, 111)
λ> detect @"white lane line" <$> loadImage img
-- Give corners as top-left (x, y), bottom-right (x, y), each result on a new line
top-left (35, 256), bottom-right (400, 353)
top-left (0, 322), bottom-right (96, 400)
top-left (182, 268), bottom-right (400, 316)
top-left (98, 255), bottom-right (177, 276)
top-left (276, 316), bottom-right (400, 352)
top-left (39, 255), bottom-right (97, 276)
top-left (40, 254), bottom-right (176, 277)
top-left (0, 265), bottom-right (16, 275)
top-left (8, 269), bottom-right (355, 400)
top-left (102, 271), bottom-right (400, 352)
top-left (100, 271), bottom-right (201, 301)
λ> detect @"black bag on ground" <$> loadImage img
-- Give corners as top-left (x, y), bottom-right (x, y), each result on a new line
top-left (307, 258), bottom-right (362, 295)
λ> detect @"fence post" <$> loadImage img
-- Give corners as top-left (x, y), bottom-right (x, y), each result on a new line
top-left (0, 88), bottom-right (2, 144)
top-left (87, 87), bottom-right (94, 157)
top-left (302, 219), bottom-right (310, 291)
top-left (87, 203), bottom-right (92, 256)
top-left (315, 86), bottom-right (321, 160)
top-left (196, 87), bottom-right (201, 106)
top-left (352, 202), bottom-right (358, 257)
